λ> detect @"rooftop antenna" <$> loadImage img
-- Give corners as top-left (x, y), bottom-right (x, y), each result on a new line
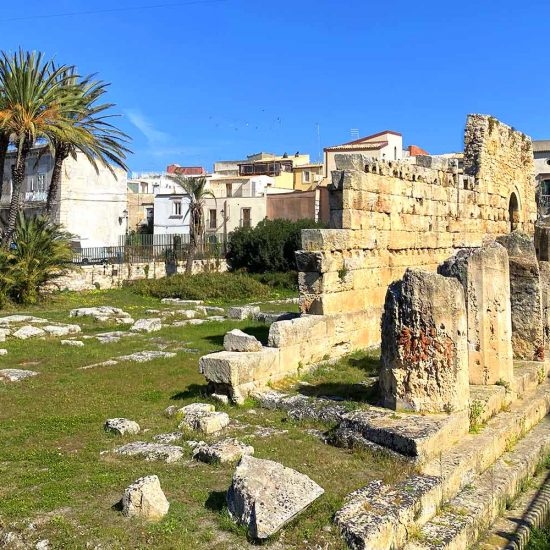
top-left (350, 128), bottom-right (360, 140)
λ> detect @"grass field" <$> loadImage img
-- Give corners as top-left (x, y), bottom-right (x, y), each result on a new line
top-left (0, 288), bottom-right (405, 549)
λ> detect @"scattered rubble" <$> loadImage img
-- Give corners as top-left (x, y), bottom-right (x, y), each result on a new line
top-left (130, 318), bottom-right (162, 333)
top-left (12, 325), bottom-right (46, 339)
top-left (69, 306), bottom-right (134, 324)
top-left (153, 432), bottom-right (183, 444)
top-left (0, 369), bottom-right (39, 382)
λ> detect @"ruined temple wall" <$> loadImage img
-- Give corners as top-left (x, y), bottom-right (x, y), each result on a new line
top-left (298, 115), bottom-right (537, 348)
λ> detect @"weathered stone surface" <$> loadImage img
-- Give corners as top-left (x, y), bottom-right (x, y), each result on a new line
top-left (196, 306), bottom-right (225, 316)
top-left (176, 403), bottom-right (216, 416)
top-left (0, 369), bottom-right (38, 382)
top-left (227, 455), bottom-right (324, 539)
top-left (223, 329), bottom-right (262, 352)
top-left (69, 306), bottom-right (133, 324)
top-left (193, 438), bottom-right (254, 464)
top-left (172, 318), bottom-right (206, 327)
top-left (0, 314), bottom-right (44, 326)
top-left (161, 298), bottom-right (203, 305)
top-left (211, 393), bottom-right (230, 405)
top-left (113, 442), bottom-right (183, 463)
top-left (438, 242), bottom-right (513, 384)
top-left (117, 350), bottom-right (176, 363)
top-left (61, 339), bottom-right (84, 347)
top-left (540, 261), bottom-right (550, 350)
top-left (42, 324), bottom-right (81, 337)
top-left (254, 311), bottom-right (300, 325)
top-left (496, 232), bottom-right (544, 360)
top-left (0, 349), bottom-right (7, 355)
top-left (179, 410), bottom-right (230, 434)
top-left (130, 318), bottom-right (162, 333)
top-left (153, 432), bottom-right (183, 443)
top-left (228, 305), bottom-right (260, 320)
top-left (0, 328), bottom-right (9, 341)
top-left (380, 269), bottom-right (469, 413)
top-left (12, 325), bottom-right (46, 339)
top-left (122, 475), bottom-right (169, 521)
top-left (104, 418), bottom-right (141, 436)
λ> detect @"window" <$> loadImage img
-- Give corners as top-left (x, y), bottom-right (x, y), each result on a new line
top-left (37, 174), bottom-right (46, 192)
top-left (394, 146), bottom-right (397, 160)
top-left (209, 209), bottom-right (217, 229)
top-left (172, 200), bottom-right (182, 216)
top-left (141, 182), bottom-right (148, 193)
top-left (303, 171), bottom-right (311, 183)
top-left (146, 207), bottom-right (153, 222)
top-left (226, 183), bottom-right (232, 197)
top-left (242, 208), bottom-right (251, 228)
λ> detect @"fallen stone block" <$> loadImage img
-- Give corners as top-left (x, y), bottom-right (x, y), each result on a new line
top-left (227, 455), bottom-right (324, 539)
top-left (130, 318), bottom-right (162, 333)
top-left (61, 340), bottom-right (84, 347)
top-left (228, 305), bottom-right (260, 320)
top-left (0, 349), bottom-right (6, 356)
top-left (172, 319), bottom-right (206, 327)
top-left (176, 403), bottom-right (216, 417)
top-left (224, 329), bottom-right (263, 352)
top-left (0, 369), bottom-right (38, 382)
top-left (161, 298), bottom-right (203, 305)
top-left (42, 324), bottom-right (81, 337)
top-left (380, 269), bottom-right (470, 413)
top-left (69, 306), bottom-right (133, 324)
top-left (0, 314), bottom-right (44, 326)
top-left (113, 442), bottom-right (183, 463)
top-left (104, 418), bottom-right (141, 436)
top-left (153, 432), bottom-right (183, 443)
top-left (0, 328), bottom-right (10, 341)
top-left (122, 475), bottom-right (169, 521)
top-left (254, 311), bottom-right (300, 325)
top-left (193, 438), bottom-right (254, 464)
top-left (117, 350), bottom-right (176, 363)
top-left (196, 306), bottom-right (225, 316)
top-left (12, 325), bottom-right (46, 340)
top-left (179, 410), bottom-right (230, 434)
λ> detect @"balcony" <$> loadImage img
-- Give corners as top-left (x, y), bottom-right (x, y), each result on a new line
top-left (24, 191), bottom-right (47, 203)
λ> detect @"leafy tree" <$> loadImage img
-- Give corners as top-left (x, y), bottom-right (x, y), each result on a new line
top-left (46, 68), bottom-right (130, 214)
top-left (227, 218), bottom-right (325, 273)
top-left (0, 49), bottom-right (78, 244)
top-left (169, 175), bottom-right (215, 274)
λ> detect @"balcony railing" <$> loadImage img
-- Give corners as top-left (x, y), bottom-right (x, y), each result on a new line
top-left (25, 191), bottom-right (47, 202)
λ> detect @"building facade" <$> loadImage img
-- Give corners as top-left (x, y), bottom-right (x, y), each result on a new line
top-left (0, 147), bottom-right (127, 247)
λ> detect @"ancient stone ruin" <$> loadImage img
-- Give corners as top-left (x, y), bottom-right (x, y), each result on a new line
top-left (199, 114), bottom-right (550, 548)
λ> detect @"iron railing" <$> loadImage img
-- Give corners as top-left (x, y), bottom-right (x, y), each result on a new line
top-left (72, 233), bottom-right (225, 265)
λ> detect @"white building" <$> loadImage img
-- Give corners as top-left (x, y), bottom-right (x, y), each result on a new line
top-left (1, 147), bottom-right (127, 248)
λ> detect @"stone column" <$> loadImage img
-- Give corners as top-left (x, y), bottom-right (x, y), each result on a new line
top-left (496, 232), bottom-right (544, 361)
top-left (380, 269), bottom-right (469, 413)
top-left (438, 242), bottom-right (513, 385)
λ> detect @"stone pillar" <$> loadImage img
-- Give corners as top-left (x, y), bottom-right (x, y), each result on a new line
top-left (438, 242), bottom-right (513, 385)
top-left (380, 269), bottom-right (469, 413)
top-left (496, 232), bottom-right (544, 361)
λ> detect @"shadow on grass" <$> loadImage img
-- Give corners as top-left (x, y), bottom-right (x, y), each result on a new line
top-left (348, 353), bottom-right (381, 377)
top-left (205, 325), bottom-right (270, 347)
top-left (297, 381), bottom-right (380, 405)
top-left (205, 490), bottom-right (227, 512)
top-left (111, 499), bottom-right (124, 512)
top-left (171, 383), bottom-right (210, 401)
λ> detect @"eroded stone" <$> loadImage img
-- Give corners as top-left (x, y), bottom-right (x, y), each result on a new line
top-left (122, 475), bottom-right (169, 521)
top-left (193, 438), bottom-right (254, 464)
top-left (224, 329), bottom-right (263, 352)
top-left (104, 418), bottom-right (141, 436)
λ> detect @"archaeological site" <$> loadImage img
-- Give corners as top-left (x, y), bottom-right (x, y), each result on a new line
top-left (199, 114), bottom-right (550, 548)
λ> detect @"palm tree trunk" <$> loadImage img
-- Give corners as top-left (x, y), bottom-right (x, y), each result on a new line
top-left (0, 133), bottom-right (10, 200)
top-left (46, 144), bottom-right (68, 216)
top-left (3, 137), bottom-right (31, 246)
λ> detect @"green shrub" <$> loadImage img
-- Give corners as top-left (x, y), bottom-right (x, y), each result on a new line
top-left (226, 218), bottom-right (324, 273)
top-left (128, 272), bottom-right (272, 301)
top-left (249, 271), bottom-right (298, 290)
top-left (0, 213), bottom-right (73, 305)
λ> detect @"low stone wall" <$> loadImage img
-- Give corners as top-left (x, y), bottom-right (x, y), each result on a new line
top-left (46, 259), bottom-right (228, 292)
top-left (199, 311), bottom-right (374, 403)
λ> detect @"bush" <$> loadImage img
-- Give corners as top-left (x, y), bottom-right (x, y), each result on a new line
top-left (128, 272), bottom-right (272, 301)
top-left (226, 218), bottom-right (324, 273)
top-left (249, 271), bottom-right (298, 290)
top-left (0, 213), bottom-right (73, 305)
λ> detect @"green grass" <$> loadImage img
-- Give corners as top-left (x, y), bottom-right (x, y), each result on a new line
top-left (0, 289), bottom-right (405, 549)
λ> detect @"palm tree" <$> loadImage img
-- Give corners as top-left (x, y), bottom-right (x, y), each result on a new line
top-left (0, 49), bottom-right (78, 245)
top-left (0, 88), bottom-right (10, 200)
top-left (46, 69), bottom-right (131, 214)
top-left (169, 175), bottom-right (215, 273)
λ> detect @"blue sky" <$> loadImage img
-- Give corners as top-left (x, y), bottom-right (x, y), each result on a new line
top-left (1, 0), bottom-right (549, 172)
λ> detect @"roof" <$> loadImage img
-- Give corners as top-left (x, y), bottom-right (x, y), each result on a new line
top-left (533, 140), bottom-right (550, 153)
top-left (324, 130), bottom-right (401, 152)
top-left (166, 164), bottom-right (206, 175)
top-left (294, 163), bottom-right (323, 169)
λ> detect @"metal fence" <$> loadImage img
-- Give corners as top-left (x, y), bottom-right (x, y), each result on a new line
top-left (72, 233), bottom-right (226, 265)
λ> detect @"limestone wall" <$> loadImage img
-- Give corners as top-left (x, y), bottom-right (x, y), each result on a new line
top-left (298, 115), bottom-right (537, 347)
top-left (45, 259), bottom-right (228, 292)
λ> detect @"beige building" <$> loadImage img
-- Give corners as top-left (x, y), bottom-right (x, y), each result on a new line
top-left (293, 163), bottom-right (324, 191)
top-left (323, 130), bottom-right (403, 178)
top-left (1, 147), bottom-right (127, 247)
